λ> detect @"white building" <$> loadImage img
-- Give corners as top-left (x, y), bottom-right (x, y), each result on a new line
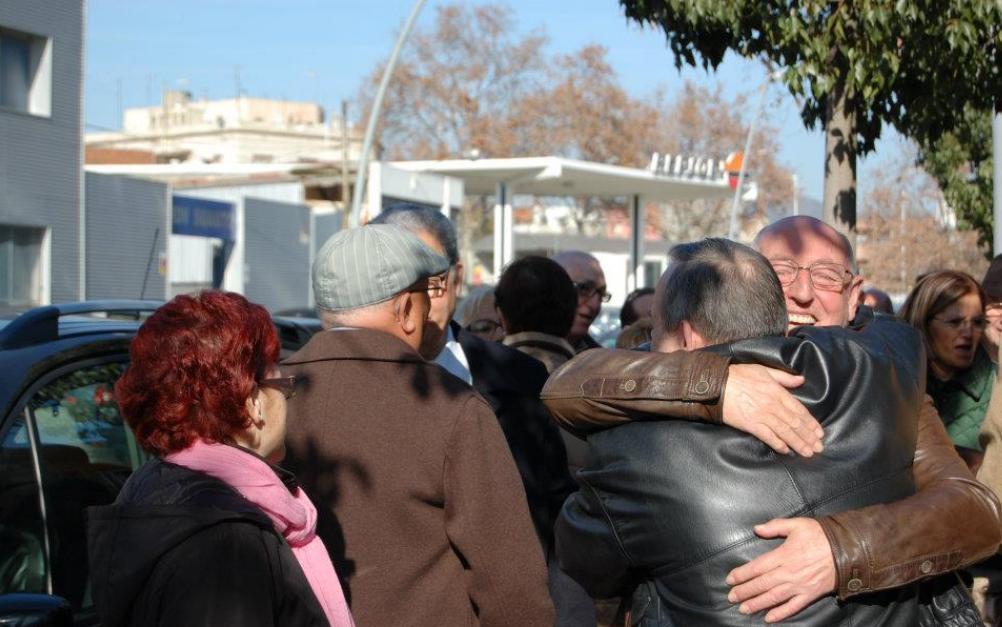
top-left (86, 90), bottom-right (362, 166)
top-left (0, 0), bottom-right (82, 312)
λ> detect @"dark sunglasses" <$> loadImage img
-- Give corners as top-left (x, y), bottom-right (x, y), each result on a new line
top-left (260, 375), bottom-right (297, 399)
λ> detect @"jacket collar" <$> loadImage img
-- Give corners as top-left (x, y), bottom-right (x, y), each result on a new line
top-left (503, 331), bottom-right (575, 359)
top-left (283, 326), bottom-right (426, 366)
top-left (928, 347), bottom-right (996, 402)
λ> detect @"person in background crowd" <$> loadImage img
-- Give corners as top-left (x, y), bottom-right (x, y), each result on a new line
top-left (614, 318), bottom-right (653, 350)
top-left (543, 216), bottom-right (1001, 622)
top-left (862, 286), bottom-right (895, 314)
top-left (901, 270), bottom-right (996, 454)
top-left (284, 224), bottom-right (553, 627)
top-left (88, 291), bottom-right (353, 627)
top-left (496, 256), bottom-right (578, 374)
top-left (981, 255), bottom-right (1002, 365)
top-left (619, 287), bottom-right (655, 329)
top-left (495, 253), bottom-right (589, 501)
top-left (456, 285), bottom-right (505, 342)
top-left (552, 251), bottom-right (609, 352)
top-left (552, 238), bottom-right (933, 625)
top-left (370, 207), bottom-right (586, 627)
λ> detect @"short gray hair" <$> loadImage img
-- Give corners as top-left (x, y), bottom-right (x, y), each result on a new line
top-left (317, 300), bottom-right (393, 330)
top-left (660, 238), bottom-right (788, 344)
top-left (370, 203), bottom-right (459, 265)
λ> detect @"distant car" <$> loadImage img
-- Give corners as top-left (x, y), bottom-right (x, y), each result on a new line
top-left (589, 305), bottom-right (623, 348)
top-left (0, 301), bottom-right (322, 626)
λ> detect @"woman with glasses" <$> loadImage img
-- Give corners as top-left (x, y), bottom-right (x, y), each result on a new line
top-left (455, 285), bottom-right (504, 342)
top-left (900, 271), bottom-right (996, 453)
top-left (88, 291), bottom-right (353, 627)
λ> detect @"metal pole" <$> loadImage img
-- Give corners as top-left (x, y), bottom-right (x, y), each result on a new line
top-left (341, 100), bottom-right (351, 209)
top-left (629, 194), bottom-right (644, 290)
top-left (493, 183), bottom-right (506, 280)
top-left (349, 0), bottom-right (427, 228)
top-left (993, 110), bottom-right (1002, 256)
top-left (792, 173), bottom-right (799, 216)
top-left (728, 81), bottom-right (770, 240)
top-left (140, 227), bottom-right (160, 300)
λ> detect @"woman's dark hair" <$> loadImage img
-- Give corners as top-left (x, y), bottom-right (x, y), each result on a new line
top-left (115, 291), bottom-right (280, 456)
top-left (495, 256), bottom-right (577, 337)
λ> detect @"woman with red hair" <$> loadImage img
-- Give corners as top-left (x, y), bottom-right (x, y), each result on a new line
top-left (87, 291), bottom-right (353, 627)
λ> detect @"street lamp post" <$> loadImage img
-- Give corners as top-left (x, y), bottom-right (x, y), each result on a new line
top-left (349, 0), bottom-right (428, 229)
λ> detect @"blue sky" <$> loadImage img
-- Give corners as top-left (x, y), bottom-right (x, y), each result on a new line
top-left (85, 0), bottom-right (900, 204)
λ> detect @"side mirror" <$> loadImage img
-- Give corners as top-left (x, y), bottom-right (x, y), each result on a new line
top-left (0, 593), bottom-right (72, 626)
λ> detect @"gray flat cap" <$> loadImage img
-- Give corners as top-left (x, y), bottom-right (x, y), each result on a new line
top-left (313, 224), bottom-right (450, 311)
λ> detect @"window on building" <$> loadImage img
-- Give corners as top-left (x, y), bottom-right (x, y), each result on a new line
top-left (0, 225), bottom-right (46, 308)
top-left (643, 260), bottom-right (664, 288)
top-left (0, 27), bottom-right (51, 117)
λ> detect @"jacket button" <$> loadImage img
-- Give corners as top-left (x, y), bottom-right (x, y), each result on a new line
top-left (694, 380), bottom-right (710, 394)
top-left (847, 578), bottom-right (863, 592)
top-left (920, 560), bottom-right (933, 574)
top-left (622, 379), bottom-right (637, 392)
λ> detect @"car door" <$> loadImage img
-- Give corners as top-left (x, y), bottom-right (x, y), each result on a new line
top-left (0, 353), bottom-right (145, 625)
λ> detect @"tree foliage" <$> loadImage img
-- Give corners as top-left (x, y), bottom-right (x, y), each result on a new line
top-left (620, 0), bottom-right (1002, 235)
top-left (622, 0), bottom-right (1000, 151)
top-left (917, 107), bottom-right (995, 252)
top-left (859, 140), bottom-right (988, 293)
top-left (358, 2), bottom-right (797, 275)
top-left (360, 4), bottom-right (549, 160)
top-left (649, 83), bottom-right (793, 241)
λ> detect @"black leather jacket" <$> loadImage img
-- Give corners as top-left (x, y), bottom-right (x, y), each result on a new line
top-left (555, 316), bottom-right (927, 626)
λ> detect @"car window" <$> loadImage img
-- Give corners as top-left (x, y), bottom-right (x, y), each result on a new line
top-left (0, 412), bottom-right (47, 597)
top-left (23, 359), bottom-right (144, 613)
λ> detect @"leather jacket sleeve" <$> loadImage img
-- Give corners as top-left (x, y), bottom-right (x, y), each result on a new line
top-left (541, 348), bottom-right (730, 437)
top-left (819, 394), bottom-right (1001, 599)
top-left (977, 368), bottom-right (1002, 531)
top-left (541, 347), bottom-right (1002, 601)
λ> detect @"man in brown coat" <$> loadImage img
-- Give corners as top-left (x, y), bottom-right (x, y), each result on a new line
top-left (283, 224), bottom-right (554, 627)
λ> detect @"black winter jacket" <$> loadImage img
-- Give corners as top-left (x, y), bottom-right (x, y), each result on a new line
top-left (454, 321), bottom-right (577, 552)
top-left (556, 315), bottom-right (928, 626)
top-left (87, 457), bottom-right (328, 627)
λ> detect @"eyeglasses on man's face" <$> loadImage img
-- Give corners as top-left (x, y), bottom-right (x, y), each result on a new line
top-left (770, 259), bottom-right (853, 292)
top-left (409, 272), bottom-right (449, 298)
top-left (574, 281), bottom-right (612, 303)
top-left (260, 375), bottom-right (297, 400)
top-left (931, 315), bottom-right (988, 332)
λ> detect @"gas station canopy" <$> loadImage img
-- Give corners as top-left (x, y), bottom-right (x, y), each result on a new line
top-left (391, 156), bottom-right (731, 203)
top-left (389, 156), bottom-right (732, 289)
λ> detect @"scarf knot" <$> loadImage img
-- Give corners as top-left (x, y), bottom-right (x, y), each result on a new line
top-left (167, 440), bottom-right (353, 627)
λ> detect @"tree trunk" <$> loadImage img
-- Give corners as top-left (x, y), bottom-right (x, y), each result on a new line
top-left (823, 80), bottom-right (858, 251)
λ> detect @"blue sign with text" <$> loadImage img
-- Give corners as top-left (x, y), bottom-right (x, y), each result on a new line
top-left (172, 195), bottom-right (236, 241)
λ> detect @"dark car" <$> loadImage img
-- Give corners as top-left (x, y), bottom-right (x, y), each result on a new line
top-left (0, 301), bottom-right (321, 626)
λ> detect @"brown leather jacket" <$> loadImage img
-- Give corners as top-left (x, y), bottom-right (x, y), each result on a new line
top-left (542, 347), bottom-right (1001, 600)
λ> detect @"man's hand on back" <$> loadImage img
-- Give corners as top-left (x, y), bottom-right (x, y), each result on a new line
top-left (723, 364), bottom-right (823, 457)
top-left (725, 517), bottom-right (837, 623)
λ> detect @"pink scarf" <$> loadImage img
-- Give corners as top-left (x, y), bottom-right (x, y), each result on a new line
top-left (166, 440), bottom-right (354, 627)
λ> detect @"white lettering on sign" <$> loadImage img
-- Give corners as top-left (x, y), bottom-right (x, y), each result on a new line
top-left (648, 153), bottom-right (727, 182)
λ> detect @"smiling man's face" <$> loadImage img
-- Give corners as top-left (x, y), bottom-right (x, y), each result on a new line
top-left (756, 218), bottom-right (863, 329)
